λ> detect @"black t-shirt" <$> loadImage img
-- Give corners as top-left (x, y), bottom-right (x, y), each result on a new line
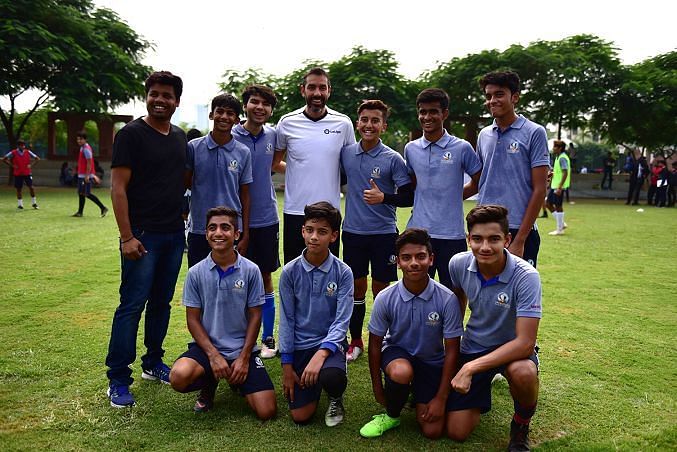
top-left (112, 118), bottom-right (187, 232)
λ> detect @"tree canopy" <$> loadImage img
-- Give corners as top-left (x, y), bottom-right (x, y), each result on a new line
top-left (0, 0), bottom-right (151, 147)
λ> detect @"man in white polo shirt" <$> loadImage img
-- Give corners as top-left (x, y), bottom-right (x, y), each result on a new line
top-left (273, 67), bottom-right (356, 263)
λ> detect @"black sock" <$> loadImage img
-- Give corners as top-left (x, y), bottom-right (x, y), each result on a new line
top-left (87, 194), bottom-right (105, 210)
top-left (182, 373), bottom-right (217, 393)
top-left (77, 195), bottom-right (85, 213)
top-left (319, 367), bottom-right (347, 398)
top-left (349, 298), bottom-right (366, 342)
top-left (513, 400), bottom-right (537, 425)
top-left (384, 376), bottom-right (410, 418)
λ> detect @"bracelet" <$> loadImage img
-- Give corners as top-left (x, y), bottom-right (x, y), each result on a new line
top-left (120, 236), bottom-right (134, 244)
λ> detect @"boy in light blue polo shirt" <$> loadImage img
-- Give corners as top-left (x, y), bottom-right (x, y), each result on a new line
top-left (169, 207), bottom-right (276, 419)
top-left (472, 71), bottom-right (550, 267)
top-left (186, 94), bottom-right (253, 268)
top-left (404, 88), bottom-right (482, 289)
top-left (340, 99), bottom-right (413, 363)
top-left (446, 204), bottom-right (542, 451)
top-left (278, 202), bottom-right (354, 427)
top-left (233, 85), bottom-right (280, 359)
top-left (360, 228), bottom-right (463, 439)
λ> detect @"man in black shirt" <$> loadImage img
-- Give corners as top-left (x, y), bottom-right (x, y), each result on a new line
top-left (105, 71), bottom-right (187, 408)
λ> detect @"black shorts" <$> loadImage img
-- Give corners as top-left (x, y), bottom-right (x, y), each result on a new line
top-left (449, 346), bottom-right (540, 414)
top-left (509, 228), bottom-right (540, 268)
top-left (429, 238), bottom-right (467, 289)
top-left (342, 231), bottom-right (398, 282)
top-left (283, 213), bottom-right (339, 264)
top-left (247, 223), bottom-right (280, 273)
top-left (178, 343), bottom-right (274, 396)
top-left (14, 175), bottom-right (33, 189)
top-left (77, 177), bottom-right (92, 196)
top-left (287, 342), bottom-right (348, 409)
top-left (546, 189), bottom-right (563, 207)
top-left (381, 346), bottom-right (454, 411)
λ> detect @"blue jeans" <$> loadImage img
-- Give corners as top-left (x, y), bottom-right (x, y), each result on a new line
top-left (106, 229), bottom-right (184, 386)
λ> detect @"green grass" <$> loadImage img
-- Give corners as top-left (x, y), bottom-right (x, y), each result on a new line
top-left (0, 186), bottom-right (675, 451)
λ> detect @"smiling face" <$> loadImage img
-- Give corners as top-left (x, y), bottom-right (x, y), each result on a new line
top-left (210, 105), bottom-right (240, 134)
top-left (417, 101), bottom-right (448, 139)
top-left (301, 74), bottom-right (331, 114)
top-left (467, 222), bottom-right (511, 268)
top-left (244, 94), bottom-right (273, 127)
top-left (301, 218), bottom-right (337, 259)
top-left (356, 108), bottom-right (387, 145)
top-left (206, 214), bottom-right (239, 253)
top-left (145, 83), bottom-right (179, 122)
top-left (483, 84), bottom-right (518, 122)
top-left (397, 243), bottom-right (433, 285)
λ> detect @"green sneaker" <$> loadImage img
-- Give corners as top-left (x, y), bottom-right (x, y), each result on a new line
top-left (359, 413), bottom-right (400, 438)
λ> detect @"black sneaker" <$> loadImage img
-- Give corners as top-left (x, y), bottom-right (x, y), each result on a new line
top-left (508, 420), bottom-right (530, 451)
top-left (260, 336), bottom-right (277, 359)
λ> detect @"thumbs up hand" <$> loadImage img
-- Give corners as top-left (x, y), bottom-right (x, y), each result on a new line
top-left (363, 178), bottom-right (385, 205)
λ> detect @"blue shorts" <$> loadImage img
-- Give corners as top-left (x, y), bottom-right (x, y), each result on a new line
top-left (546, 189), bottom-right (563, 207)
top-left (14, 175), bottom-right (33, 189)
top-left (178, 343), bottom-right (274, 396)
top-left (288, 342), bottom-right (348, 409)
top-left (77, 177), bottom-right (92, 196)
top-left (449, 346), bottom-right (540, 414)
top-left (247, 223), bottom-right (280, 274)
top-left (342, 231), bottom-right (398, 282)
top-left (381, 346), bottom-right (454, 411)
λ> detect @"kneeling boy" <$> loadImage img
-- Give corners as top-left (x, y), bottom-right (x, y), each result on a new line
top-left (447, 205), bottom-right (542, 450)
top-left (279, 201), bottom-right (354, 426)
top-left (169, 207), bottom-right (276, 420)
top-left (360, 228), bottom-right (463, 439)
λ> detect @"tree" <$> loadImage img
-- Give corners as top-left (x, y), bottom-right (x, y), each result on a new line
top-left (594, 51), bottom-right (677, 159)
top-left (0, 0), bottom-right (151, 148)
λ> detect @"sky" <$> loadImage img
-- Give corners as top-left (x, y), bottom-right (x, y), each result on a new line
top-left (21, 1), bottom-right (677, 125)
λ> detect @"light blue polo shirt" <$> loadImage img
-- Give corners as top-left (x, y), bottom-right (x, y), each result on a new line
top-left (404, 131), bottom-right (481, 240)
top-left (340, 140), bottom-right (411, 234)
top-left (187, 133), bottom-right (253, 233)
top-left (182, 253), bottom-right (265, 360)
top-left (476, 115), bottom-right (550, 229)
top-left (232, 124), bottom-right (279, 228)
top-left (278, 251), bottom-right (354, 364)
top-left (369, 277), bottom-right (463, 366)
top-left (448, 250), bottom-right (542, 354)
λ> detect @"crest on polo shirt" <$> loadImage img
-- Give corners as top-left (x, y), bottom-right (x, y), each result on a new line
top-left (441, 151), bottom-right (453, 163)
top-left (234, 279), bottom-right (245, 290)
top-left (326, 282), bottom-right (337, 296)
top-left (426, 311), bottom-right (440, 326)
top-left (508, 141), bottom-right (520, 154)
top-left (228, 160), bottom-right (239, 171)
top-left (496, 292), bottom-right (510, 307)
top-left (388, 255), bottom-right (397, 265)
top-left (266, 143), bottom-right (274, 154)
top-left (371, 167), bottom-right (382, 178)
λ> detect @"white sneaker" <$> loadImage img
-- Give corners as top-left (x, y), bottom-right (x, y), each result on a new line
top-left (325, 396), bottom-right (345, 427)
top-left (548, 229), bottom-right (564, 236)
top-left (346, 344), bottom-right (362, 362)
top-left (260, 336), bottom-right (277, 359)
top-left (563, 222), bottom-right (568, 229)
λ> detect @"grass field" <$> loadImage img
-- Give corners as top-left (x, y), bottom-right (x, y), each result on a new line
top-left (1, 186), bottom-right (676, 451)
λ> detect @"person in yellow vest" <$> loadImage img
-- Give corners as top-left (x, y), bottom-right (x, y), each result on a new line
top-left (545, 140), bottom-right (570, 235)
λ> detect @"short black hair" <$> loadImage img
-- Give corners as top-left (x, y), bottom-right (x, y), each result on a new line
top-left (479, 71), bottom-right (521, 95)
top-left (466, 204), bottom-right (509, 235)
top-left (302, 67), bottom-right (331, 87)
top-left (303, 201), bottom-right (341, 232)
top-left (242, 85), bottom-right (277, 109)
top-left (186, 128), bottom-right (202, 141)
top-left (76, 130), bottom-right (87, 140)
top-left (357, 99), bottom-right (390, 121)
top-left (416, 88), bottom-right (449, 110)
top-left (395, 228), bottom-right (433, 255)
top-left (211, 93), bottom-right (242, 116)
top-left (145, 71), bottom-right (183, 100)
top-left (206, 206), bottom-right (239, 230)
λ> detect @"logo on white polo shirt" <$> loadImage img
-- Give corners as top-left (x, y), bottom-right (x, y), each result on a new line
top-left (324, 129), bottom-right (342, 134)
top-left (326, 282), bottom-right (337, 296)
top-left (266, 143), bottom-right (274, 154)
top-left (496, 292), bottom-right (510, 307)
top-left (426, 311), bottom-right (440, 326)
top-left (441, 151), bottom-right (453, 163)
top-left (371, 167), bottom-right (381, 178)
top-left (508, 142), bottom-right (520, 154)
top-left (228, 160), bottom-right (239, 171)
top-left (234, 279), bottom-right (245, 290)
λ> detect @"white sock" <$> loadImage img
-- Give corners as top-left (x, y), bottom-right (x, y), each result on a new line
top-left (31, 197), bottom-right (37, 204)
top-left (555, 212), bottom-right (564, 230)
top-left (18, 199), bottom-right (23, 207)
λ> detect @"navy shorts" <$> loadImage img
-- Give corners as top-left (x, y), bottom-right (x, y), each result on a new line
top-left (247, 223), bottom-right (280, 273)
top-left (546, 189), bottom-right (563, 207)
top-left (509, 228), bottom-right (541, 268)
top-left (429, 238), bottom-right (467, 289)
top-left (448, 346), bottom-right (540, 414)
top-left (288, 342), bottom-right (348, 409)
top-left (178, 343), bottom-right (274, 396)
top-left (77, 177), bottom-right (92, 196)
top-left (381, 346), bottom-right (454, 411)
top-left (342, 231), bottom-right (398, 282)
top-left (14, 175), bottom-right (33, 189)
